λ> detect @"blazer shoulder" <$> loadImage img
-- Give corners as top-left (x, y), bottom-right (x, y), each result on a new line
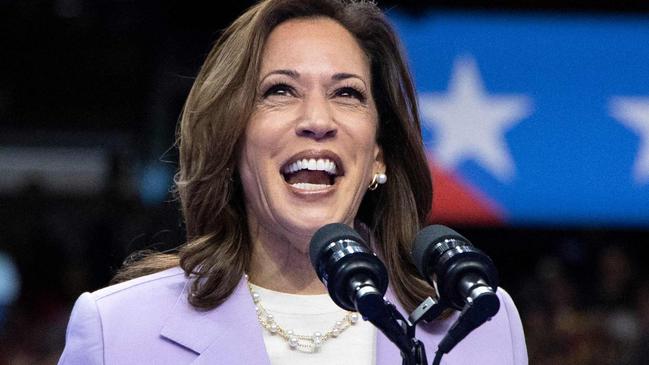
top-left (496, 287), bottom-right (528, 364)
top-left (90, 266), bottom-right (187, 303)
top-left (59, 292), bottom-right (105, 365)
top-left (85, 266), bottom-right (189, 329)
top-left (60, 267), bottom-right (194, 364)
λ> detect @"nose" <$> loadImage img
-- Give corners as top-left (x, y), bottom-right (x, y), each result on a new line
top-left (296, 94), bottom-right (337, 140)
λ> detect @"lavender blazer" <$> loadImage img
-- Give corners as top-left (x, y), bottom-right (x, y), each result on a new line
top-left (59, 267), bottom-right (527, 364)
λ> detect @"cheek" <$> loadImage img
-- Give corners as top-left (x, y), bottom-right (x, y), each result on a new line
top-left (349, 122), bottom-right (379, 158)
top-left (238, 146), bottom-right (257, 197)
top-left (238, 132), bottom-right (265, 187)
top-left (246, 114), bottom-right (288, 150)
top-left (238, 122), bottom-right (283, 188)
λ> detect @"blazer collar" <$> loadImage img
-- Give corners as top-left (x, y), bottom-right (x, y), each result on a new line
top-left (160, 276), bottom-right (271, 365)
top-left (160, 275), bottom-right (408, 365)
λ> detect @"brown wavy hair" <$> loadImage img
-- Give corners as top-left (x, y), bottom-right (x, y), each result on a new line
top-left (113, 0), bottom-right (434, 313)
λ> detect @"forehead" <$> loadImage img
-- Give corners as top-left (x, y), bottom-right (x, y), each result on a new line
top-left (260, 17), bottom-right (371, 79)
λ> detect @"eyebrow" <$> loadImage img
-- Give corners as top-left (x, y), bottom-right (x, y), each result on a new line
top-left (260, 69), bottom-right (366, 85)
top-left (262, 69), bottom-right (300, 80)
top-left (331, 72), bottom-right (364, 82)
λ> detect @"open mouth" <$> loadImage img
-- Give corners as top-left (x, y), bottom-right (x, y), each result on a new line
top-left (281, 152), bottom-right (344, 191)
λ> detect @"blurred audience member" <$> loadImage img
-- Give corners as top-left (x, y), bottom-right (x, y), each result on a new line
top-left (0, 250), bottom-right (20, 330)
top-left (523, 246), bottom-right (643, 365)
top-left (627, 280), bottom-right (649, 365)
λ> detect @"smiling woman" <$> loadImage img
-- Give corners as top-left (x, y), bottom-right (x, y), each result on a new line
top-left (240, 18), bottom-right (386, 289)
top-left (58, 1), bottom-right (527, 364)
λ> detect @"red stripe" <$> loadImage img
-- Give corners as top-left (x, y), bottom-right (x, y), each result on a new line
top-left (429, 162), bottom-right (505, 225)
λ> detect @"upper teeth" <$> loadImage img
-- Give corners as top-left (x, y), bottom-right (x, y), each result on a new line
top-left (284, 158), bottom-right (337, 175)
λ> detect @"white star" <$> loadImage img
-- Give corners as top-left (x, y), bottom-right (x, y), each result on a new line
top-left (610, 97), bottom-right (649, 184)
top-left (419, 56), bottom-right (532, 182)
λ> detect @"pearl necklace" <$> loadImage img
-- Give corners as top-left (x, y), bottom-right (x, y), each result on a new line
top-left (245, 275), bottom-right (359, 353)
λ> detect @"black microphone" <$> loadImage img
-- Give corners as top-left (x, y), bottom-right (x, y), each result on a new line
top-left (309, 223), bottom-right (389, 313)
top-left (310, 223), bottom-right (415, 355)
top-left (412, 225), bottom-right (499, 313)
top-left (412, 226), bottom-right (501, 365)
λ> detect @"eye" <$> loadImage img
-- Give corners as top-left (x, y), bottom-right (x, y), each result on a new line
top-left (262, 83), bottom-right (295, 98)
top-left (335, 86), bottom-right (367, 103)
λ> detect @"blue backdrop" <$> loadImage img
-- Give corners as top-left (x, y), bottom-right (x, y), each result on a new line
top-left (389, 11), bottom-right (649, 226)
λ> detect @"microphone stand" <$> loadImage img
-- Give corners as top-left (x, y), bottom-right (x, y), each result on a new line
top-left (355, 288), bottom-right (445, 365)
top-left (354, 287), bottom-right (499, 365)
top-left (408, 295), bottom-right (500, 365)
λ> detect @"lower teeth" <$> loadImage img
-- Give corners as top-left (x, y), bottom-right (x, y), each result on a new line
top-left (291, 183), bottom-right (330, 191)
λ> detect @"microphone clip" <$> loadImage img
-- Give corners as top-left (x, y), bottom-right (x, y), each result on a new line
top-left (408, 296), bottom-right (446, 325)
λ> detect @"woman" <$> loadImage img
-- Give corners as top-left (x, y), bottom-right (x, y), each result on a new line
top-left (59, 0), bottom-right (527, 364)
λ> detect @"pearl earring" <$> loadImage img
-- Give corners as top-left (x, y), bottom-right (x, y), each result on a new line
top-left (368, 173), bottom-right (387, 191)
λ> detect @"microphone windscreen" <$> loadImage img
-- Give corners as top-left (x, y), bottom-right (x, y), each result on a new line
top-left (411, 224), bottom-right (468, 277)
top-left (309, 223), bottom-right (364, 268)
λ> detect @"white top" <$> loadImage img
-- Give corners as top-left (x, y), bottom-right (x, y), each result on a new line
top-left (250, 283), bottom-right (376, 365)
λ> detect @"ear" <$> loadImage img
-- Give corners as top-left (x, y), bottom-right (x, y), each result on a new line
top-left (373, 145), bottom-right (386, 174)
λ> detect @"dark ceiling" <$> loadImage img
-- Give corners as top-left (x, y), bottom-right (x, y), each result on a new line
top-left (1, 0), bottom-right (648, 137)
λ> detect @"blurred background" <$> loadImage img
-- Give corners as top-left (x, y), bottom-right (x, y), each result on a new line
top-left (1, 0), bottom-right (649, 364)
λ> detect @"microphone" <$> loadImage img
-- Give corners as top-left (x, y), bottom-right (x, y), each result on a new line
top-left (412, 225), bottom-right (499, 313)
top-left (309, 223), bottom-right (389, 313)
top-left (412, 225), bottom-right (500, 357)
top-left (310, 223), bottom-right (414, 356)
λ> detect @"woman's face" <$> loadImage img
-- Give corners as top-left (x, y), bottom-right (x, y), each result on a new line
top-left (238, 17), bottom-right (384, 251)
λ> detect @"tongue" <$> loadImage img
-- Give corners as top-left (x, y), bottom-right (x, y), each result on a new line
top-left (286, 170), bottom-right (332, 185)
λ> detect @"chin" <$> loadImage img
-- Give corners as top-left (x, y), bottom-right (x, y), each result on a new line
top-left (283, 210), bottom-right (348, 238)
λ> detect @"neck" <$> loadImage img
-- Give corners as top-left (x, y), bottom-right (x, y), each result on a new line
top-left (247, 221), bottom-right (327, 295)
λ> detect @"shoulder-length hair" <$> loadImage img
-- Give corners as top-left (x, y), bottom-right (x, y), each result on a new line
top-left (114, 0), bottom-right (434, 313)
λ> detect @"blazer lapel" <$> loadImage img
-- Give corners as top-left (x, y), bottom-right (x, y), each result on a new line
top-left (160, 277), bottom-right (271, 365)
top-left (159, 278), bottom-right (424, 365)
